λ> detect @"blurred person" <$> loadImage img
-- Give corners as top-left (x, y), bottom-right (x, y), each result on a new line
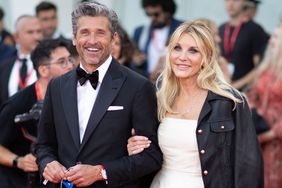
top-left (133, 0), bottom-right (183, 77)
top-left (219, 0), bottom-right (268, 90)
top-left (127, 21), bottom-right (263, 188)
top-left (112, 23), bottom-right (147, 76)
top-left (35, 2), bottom-right (162, 188)
top-left (0, 39), bottom-right (73, 188)
top-left (0, 43), bottom-right (17, 63)
top-left (0, 15), bottom-right (42, 106)
top-left (35, 1), bottom-right (65, 40)
top-left (0, 7), bottom-right (15, 46)
top-left (242, 0), bottom-right (261, 20)
top-left (196, 18), bottom-right (231, 83)
top-left (149, 55), bottom-right (165, 83)
top-left (112, 23), bottom-right (135, 66)
top-left (0, 7), bottom-right (17, 63)
top-left (247, 24), bottom-right (282, 188)
top-left (67, 42), bottom-right (80, 67)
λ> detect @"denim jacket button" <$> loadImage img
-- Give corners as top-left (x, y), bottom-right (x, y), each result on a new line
top-left (200, 149), bottom-right (205, 154)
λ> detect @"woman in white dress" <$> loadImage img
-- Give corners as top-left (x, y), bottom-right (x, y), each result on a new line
top-left (127, 21), bottom-right (263, 188)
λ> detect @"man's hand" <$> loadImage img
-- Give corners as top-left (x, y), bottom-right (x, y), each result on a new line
top-left (64, 164), bottom-right (104, 187)
top-left (17, 153), bottom-right (38, 172)
top-left (43, 160), bottom-right (66, 183)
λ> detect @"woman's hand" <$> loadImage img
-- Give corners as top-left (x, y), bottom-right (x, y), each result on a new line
top-left (127, 129), bottom-right (151, 156)
top-left (258, 129), bottom-right (276, 144)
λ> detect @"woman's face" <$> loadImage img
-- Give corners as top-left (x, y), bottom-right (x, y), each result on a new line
top-left (111, 35), bottom-right (122, 60)
top-left (170, 33), bottom-right (203, 80)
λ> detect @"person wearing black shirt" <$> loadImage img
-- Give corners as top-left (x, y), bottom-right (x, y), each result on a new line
top-left (0, 39), bottom-right (73, 188)
top-left (219, 0), bottom-right (268, 90)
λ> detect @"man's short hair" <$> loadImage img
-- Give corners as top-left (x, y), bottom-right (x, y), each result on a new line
top-left (31, 39), bottom-right (69, 75)
top-left (14, 15), bottom-right (36, 32)
top-left (35, 1), bottom-right (57, 15)
top-left (71, 1), bottom-right (118, 36)
top-left (142, 0), bottom-right (177, 16)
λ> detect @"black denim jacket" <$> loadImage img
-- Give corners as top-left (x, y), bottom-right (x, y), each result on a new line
top-left (196, 91), bottom-right (263, 188)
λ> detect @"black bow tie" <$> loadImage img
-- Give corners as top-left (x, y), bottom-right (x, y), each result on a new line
top-left (76, 66), bottom-right (99, 89)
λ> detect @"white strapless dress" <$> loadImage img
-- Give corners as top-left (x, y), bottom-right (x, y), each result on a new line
top-left (150, 117), bottom-right (204, 188)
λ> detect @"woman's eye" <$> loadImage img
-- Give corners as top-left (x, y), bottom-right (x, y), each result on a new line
top-left (173, 45), bottom-right (181, 51)
top-left (189, 48), bottom-right (198, 54)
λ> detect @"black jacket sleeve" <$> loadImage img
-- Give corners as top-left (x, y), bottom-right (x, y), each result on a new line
top-left (234, 97), bottom-right (264, 188)
top-left (102, 81), bottom-right (162, 188)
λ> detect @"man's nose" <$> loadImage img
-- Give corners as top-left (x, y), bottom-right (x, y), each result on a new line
top-left (89, 33), bottom-right (98, 44)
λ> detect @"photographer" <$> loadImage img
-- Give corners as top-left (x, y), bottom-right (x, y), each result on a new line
top-left (0, 38), bottom-right (73, 188)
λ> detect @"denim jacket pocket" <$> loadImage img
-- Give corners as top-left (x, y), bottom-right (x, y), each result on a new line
top-left (210, 119), bottom-right (235, 147)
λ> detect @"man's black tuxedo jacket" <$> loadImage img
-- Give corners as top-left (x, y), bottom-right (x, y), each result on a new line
top-left (0, 54), bottom-right (17, 106)
top-left (36, 60), bottom-right (162, 188)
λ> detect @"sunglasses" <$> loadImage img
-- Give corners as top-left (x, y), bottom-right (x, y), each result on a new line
top-left (145, 11), bottom-right (161, 18)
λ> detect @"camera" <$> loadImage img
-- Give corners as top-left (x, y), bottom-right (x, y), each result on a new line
top-left (14, 100), bottom-right (43, 143)
top-left (14, 100), bottom-right (44, 188)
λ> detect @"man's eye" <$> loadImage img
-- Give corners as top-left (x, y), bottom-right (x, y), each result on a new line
top-left (58, 59), bottom-right (65, 64)
top-left (80, 31), bottom-right (89, 36)
top-left (97, 31), bottom-right (105, 36)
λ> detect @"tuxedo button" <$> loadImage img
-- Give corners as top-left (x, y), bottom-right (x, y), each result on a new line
top-left (203, 170), bottom-right (208, 176)
top-left (200, 149), bottom-right (205, 155)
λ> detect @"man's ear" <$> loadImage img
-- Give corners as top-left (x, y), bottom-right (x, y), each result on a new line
top-left (13, 32), bottom-right (19, 43)
top-left (38, 65), bottom-right (49, 78)
top-left (72, 33), bottom-right (77, 46)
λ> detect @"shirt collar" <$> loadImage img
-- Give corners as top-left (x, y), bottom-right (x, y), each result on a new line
top-left (18, 53), bottom-right (30, 60)
top-left (79, 55), bottom-right (112, 84)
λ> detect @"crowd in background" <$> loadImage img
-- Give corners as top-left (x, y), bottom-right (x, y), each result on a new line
top-left (0, 0), bottom-right (281, 187)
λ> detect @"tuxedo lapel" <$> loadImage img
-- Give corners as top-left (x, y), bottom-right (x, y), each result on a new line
top-left (60, 70), bottom-right (80, 150)
top-left (80, 61), bottom-right (126, 150)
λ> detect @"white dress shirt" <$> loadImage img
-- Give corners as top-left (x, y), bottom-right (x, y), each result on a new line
top-left (77, 56), bottom-right (112, 143)
top-left (8, 54), bottom-right (37, 97)
top-left (147, 26), bottom-right (169, 73)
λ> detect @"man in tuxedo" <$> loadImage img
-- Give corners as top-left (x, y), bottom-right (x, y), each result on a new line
top-left (35, 2), bottom-right (162, 188)
top-left (0, 39), bottom-right (74, 188)
top-left (0, 15), bottom-right (43, 105)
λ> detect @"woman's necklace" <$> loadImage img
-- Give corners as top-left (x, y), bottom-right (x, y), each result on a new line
top-left (172, 89), bottom-right (203, 116)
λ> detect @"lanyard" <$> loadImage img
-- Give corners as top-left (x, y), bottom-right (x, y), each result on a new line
top-left (224, 22), bottom-right (242, 59)
top-left (35, 82), bottom-right (43, 101)
top-left (18, 60), bottom-right (34, 90)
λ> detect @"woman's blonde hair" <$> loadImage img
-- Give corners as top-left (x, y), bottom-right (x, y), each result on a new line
top-left (257, 24), bottom-right (282, 79)
top-left (156, 20), bottom-right (242, 121)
